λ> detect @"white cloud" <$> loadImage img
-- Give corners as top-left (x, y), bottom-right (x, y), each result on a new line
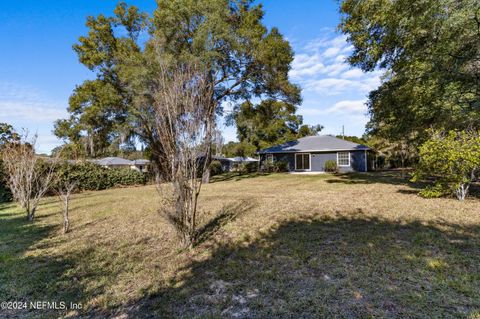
top-left (289, 34), bottom-right (382, 97)
top-left (0, 81), bottom-right (67, 153)
top-left (325, 100), bottom-right (367, 115)
top-left (299, 99), bottom-right (367, 117)
top-left (0, 101), bottom-right (67, 122)
top-left (323, 47), bottom-right (341, 58)
top-left (0, 82), bottom-right (67, 123)
top-left (304, 77), bottom-right (379, 96)
top-left (341, 68), bottom-right (365, 79)
top-left (290, 54), bottom-right (325, 78)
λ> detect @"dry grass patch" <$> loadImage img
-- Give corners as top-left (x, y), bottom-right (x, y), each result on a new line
top-left (0, 171), bottom-right (479, 318)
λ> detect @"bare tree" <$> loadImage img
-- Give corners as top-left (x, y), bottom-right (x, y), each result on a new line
top-left (213, 126), bottom-right (224, 156)
top-left (153, 61), bottom-right (215, 247)
top-left (1, 134), bottom-right (56, 221)
top-left (57, 178), bottom-right (77, 234)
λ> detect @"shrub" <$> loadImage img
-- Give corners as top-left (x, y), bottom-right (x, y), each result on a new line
top-left (274, 161), bottom-right (289, 172)
top-left (53, 161), bottom-right (147, 192)
top-left (0, 160), bottom-right (12, 202)
top-left (209, 160), bottom-right (223, 176)
top-left (107, 168), bottom-right (147, 187)
top-left (261, 160), bottom-right (288, 173)
top-left (245, 161), bottom-right (259, 173)
top-left (418, 184), bottom-right (447, 198)
top-left (412, 130), bottom-right (480, 200)
top-left (324, 160), bottom-right (338, 173)
top-left (260, 161), bottom-right (274, 173)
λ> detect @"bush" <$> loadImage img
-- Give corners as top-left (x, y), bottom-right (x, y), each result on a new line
top-left (261, 160), bottom-right (288, 173)
top-left (0, 160), bottom-right (12, 202)
top-left (53, 161), bottom-right (147, 192)
top-left (209, 160), bottom-right (223, 176)
top-left (106, 168), bottom-right (147, 187)
top-left (418, 184), bottom-right (447, 198)
top-left (274, 161), bottom-right (289, 172)
top-left (412, 130), bottom-right (480, 200)
top-left (324, 160), bottom-right (338, 173)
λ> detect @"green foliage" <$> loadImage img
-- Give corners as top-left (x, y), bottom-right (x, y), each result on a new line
top-left (340, 0), bottom-right (480, 142)
top-left (231, 162), bottom-right (256, 174)
top-left (231, 99), bottom-right (322, 153)
top-left (53, 162), bottom-right (146, 191)
top-left (274, 161), bottom-right (289, 172)
top-left (0, 160), bottom-right (12, 203)
top-left (209, 160), bottom-right (223, 176)
top-left (57, 0), bottom-right (301, 174)
top-left (418, 184), bottom-right (447, 199)
top-left (223, 141), bottom-right (257, 158)
top-left (297, 124), bottom-right (324, 138)
top-left (0, 123), bottom-right (17, 202)
top-left (324, 160), bottom-right (338, 173)
top-left (261, 160), bottom-right (288, 173)
top-left (412, 130), bottom-right (480, 200)
top-left (335, 135), bottom-right (368, 146)
top-left (0, 123), bottom-right (20, 147)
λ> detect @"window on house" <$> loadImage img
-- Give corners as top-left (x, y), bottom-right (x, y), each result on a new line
top-left (337, 152), bottom-right (350, 166)
top-left (266, 154), bottom-right (274, 163)
top-left (295, 153), bottom-right (310, 170)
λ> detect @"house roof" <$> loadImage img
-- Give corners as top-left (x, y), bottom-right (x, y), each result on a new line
top-left (93, 157), bottom-right (133, 166)
top-left (133, 159), bottom-right (149, 165)
top-left (257, 135), bottom-right (371, 154)
top-left (228, 156), bottom-right (259, 162)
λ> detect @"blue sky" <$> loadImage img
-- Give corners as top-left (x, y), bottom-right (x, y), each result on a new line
top-left (0, 1), bottom-right (381, 154)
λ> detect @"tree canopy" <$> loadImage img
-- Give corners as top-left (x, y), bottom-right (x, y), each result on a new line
top-left (55, 0), bottom-right (301, 176)
top-left (339, 0), bottom-right (480, 144)
top-left (0, 123), bottom-right (20, 148)
top-left (231, 99), bottom-right (322, 153)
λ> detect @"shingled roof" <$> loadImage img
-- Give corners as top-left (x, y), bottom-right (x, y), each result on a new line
top-left (93, 157), bottom-right (133, 166)
top-left (257, 135), bottom-right (370, 154)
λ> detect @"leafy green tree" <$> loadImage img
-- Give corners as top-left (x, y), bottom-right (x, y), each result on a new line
top-left (56, 0), bottom-right (300, 180)
top-left (231, 99), bottom-right (322, 153)
top-left (412, 130), bottom-right (480, 200)
top-left (335, 135), bottom-right (367, 145)
top-left (223, 141), bottom-right (257, 157)
top-left (297, 124), bottom-right (323, 138)
top-left (0, 123), bottom-right (20, 148)
top-left (340, 0), bottom-right (480, 142)
top-left (0, 123), bottom-right (19, 202)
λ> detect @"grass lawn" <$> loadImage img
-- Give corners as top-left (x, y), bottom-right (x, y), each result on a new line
top-left (1, 171), bottom-right (479, 318)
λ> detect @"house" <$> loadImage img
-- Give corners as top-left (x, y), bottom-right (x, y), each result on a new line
top-left (202, 155), bottom-right (259, 172)
top-left (132, 159), bottom-right (150, 173)
top-left (226, 156), bottom-right (259, 171)
top-left (92, 157), bottom-right (150, 173)
top-left (228, 156), bottom-right (259, 164)
top-left (257, 135), bottom-right (371, 173)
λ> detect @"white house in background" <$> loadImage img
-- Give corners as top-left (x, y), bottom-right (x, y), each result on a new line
top-left (91, 157), bottom-right (150, 173)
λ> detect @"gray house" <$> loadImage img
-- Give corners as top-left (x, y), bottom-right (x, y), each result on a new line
top-left (257, 135), bottom-right (371, 173)
top-left (91, 157), bottom-right (150, 173)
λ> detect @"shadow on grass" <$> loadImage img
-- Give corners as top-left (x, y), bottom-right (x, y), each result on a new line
top-left (195, 199), bottom-right (257, 246)
top-left (211, 172), bottom-right (270, 183)
top-left (331, 171), bottom-right (480, 200)
top-left (325, 170), bottom-right (419, 186)
top-left (0, 206), bottom-right (115, 318)
top-left (122, 210), bottom-right (480, 318)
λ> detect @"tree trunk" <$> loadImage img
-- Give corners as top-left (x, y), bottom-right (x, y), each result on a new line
top-left (455, 183), bottom-right (470, 201)
top-left (27, 208), bottom-right (35, 221)
top-left (400, 157), bottom-right (405, 178)
top-left (63, 198), bottom-right (70, 234)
